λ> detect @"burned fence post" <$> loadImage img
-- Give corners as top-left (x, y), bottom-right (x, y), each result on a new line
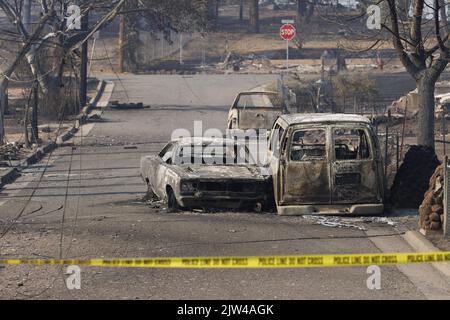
top-left (444, 156), bottom-right (450, 237)
top-left (443, 104), bottom-right (447, 157)
top-left (396, 132), bottom-right (399, 172)
top-left (31, 80), bottom-right (39, 144)
top-left (384, 110), bottom-right (390, 181)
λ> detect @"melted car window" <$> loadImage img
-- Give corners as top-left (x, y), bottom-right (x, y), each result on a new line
top-left (290, 129), bottom-right (326, 161)
top-left (334, 128), bottom-right (370, 160)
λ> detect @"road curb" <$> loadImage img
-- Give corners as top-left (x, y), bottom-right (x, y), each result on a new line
top-left (0, 168), bottom-right (19, 187)
top-left (402, 230), bottom-right (450, 278)
top-left (0, 79), bottom-right (108, 189)
top-left (56, 80), bottom-right (107, 145)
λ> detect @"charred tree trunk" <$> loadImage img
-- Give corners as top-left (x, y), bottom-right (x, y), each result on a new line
top-left (306, 0), bottom-right (315, 22)
top-left (298, 0), bottom-right (307, 14)
top-left (239, 0), bottom-right (244, 21)
top-left (207, 0), bottom-right (218, 22)
top-left (249, 0), bottom-right (259, 33)
top-left (296, 0), bottom-right (307, 25)
top-left (31, 81), bottom-right (39, 143)
top-left (384, 0), bottom-right (449, 150)
top-left (119, 14), bottom-right (125, 73)
top-left (297, 0), bottom-right (307, 16)
top-left (0, 81), bottom-right (7, 143)
top-left (215, 0), bottom-right (220, 18)
top-left (417, 77), bottom-right (436, 148)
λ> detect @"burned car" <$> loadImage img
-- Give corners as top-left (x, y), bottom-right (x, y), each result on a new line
top-left (140, 137), bottom-right (271, 211)
top-left (227, 91), bottom-right (284, 131)
top-left (267, 114), bottom-right (384, 215)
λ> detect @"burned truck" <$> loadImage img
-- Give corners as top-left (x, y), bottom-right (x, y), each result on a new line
top-left (227, 91), bottom-right (284, 131)
top-left (267, 114), bottom-right (384, 215)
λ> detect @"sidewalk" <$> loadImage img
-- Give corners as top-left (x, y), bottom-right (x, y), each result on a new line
top-left (0, 80), bottom-right (114, 189)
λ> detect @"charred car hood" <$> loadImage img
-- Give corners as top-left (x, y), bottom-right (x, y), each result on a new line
top-left (175, 165), bottom-right (266, 181)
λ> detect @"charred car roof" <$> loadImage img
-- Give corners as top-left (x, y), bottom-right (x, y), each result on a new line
top-left (172, 137), bottom-right (246, 146)
top-left (278, 113), bottom-right (372, 126)
top-left (236, 91), bottom-right (278, 95)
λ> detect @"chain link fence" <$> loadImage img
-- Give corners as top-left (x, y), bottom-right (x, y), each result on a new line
top-left (377, 131), bottom-right (403, 188)
top-left (131, 31), bottom-right (227, 72)
top-left (136, 31), bottom-right (195, 66)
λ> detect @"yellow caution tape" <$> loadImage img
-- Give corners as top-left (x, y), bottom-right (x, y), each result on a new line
top-left (1, 251), bottom-right (450, 268)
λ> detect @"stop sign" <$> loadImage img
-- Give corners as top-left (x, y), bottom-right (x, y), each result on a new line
top-left (280, 24), bottom-right (296, 41)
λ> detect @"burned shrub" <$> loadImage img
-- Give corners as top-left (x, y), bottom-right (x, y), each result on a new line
top-left (390, 146), bottom-right (440, 208)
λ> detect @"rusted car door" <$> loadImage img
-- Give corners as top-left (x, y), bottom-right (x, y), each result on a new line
top-left (330, 125), bottom-right (380, 204)
top-left (279, 127), bottom-right (331, 205)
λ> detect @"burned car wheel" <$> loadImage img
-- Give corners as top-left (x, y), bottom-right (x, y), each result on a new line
top-left (167, 188), bottom-right (182, 212)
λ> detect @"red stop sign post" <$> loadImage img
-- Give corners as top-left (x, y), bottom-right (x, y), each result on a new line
top-left (280, 23), bottom-right (296, 70)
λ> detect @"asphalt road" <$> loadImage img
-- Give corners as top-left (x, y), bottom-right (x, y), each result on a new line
top-left (0, 74), bottom-right (449, 300)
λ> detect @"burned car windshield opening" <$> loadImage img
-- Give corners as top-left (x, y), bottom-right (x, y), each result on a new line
top-left (174, 143), bottom-right (254, 165)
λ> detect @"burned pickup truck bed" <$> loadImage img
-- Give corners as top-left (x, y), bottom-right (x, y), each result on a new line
top-left (227, 91), bottom-right (283, 131)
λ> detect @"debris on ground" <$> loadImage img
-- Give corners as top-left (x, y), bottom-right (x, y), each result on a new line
top-left (302, 215), bottom-right (367, 231)
top-left (87, 114), bottom-right (102, 122)
top-left (146, 199), bottom-right (166, 210)
top-left (0, 142), bottom-right (25, 161)
top-left (359, 217), bottom-right (398, 227)
top-left (419, 164), bottom-right (444, 231)
top-left (110, 101), bottom-right (148, 109)
top-left (218, 52), bottom-right (272, 72)
top-left (41, 126), bottom-right (53, 133)
top-left (302, 215), bottom-right (399, 230)
top-left (390, 146), bottom-right (440, 208)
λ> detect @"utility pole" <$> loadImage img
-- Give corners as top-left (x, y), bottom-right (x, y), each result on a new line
top-left (119, 14), bottom-right (125, 73)
top-left (179, 33), bottom-right (184, 65)
top-left (215, 0), bottom-right (220, 21)
top-left (80, 6), bottom-right (89, 110)
top-left (31, 80), bottom-right (39, 143)
top-left (239, 0), bottom-right (244, 21)
top-left (249, 0), bottom-right (259, 33)
top-left (22, 1), bottom-right (35, 143)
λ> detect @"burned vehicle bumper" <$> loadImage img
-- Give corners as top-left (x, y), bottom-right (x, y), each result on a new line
top-left (177, 180), bottom-right (271, 209)
top-left (276, 203), bottom-right (384, 216)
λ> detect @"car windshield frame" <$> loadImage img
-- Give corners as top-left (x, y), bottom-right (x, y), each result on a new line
top-left (234, 93), bottom-right (281, 109)
top-left (173, 143), bottom-right (256, 166)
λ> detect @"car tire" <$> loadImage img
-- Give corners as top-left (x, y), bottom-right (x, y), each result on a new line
top-left (167, 189), bottom-right (181, 212)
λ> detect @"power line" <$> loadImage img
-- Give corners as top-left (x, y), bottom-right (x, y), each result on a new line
top-left (100, 38), bottom-right (130, 102)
